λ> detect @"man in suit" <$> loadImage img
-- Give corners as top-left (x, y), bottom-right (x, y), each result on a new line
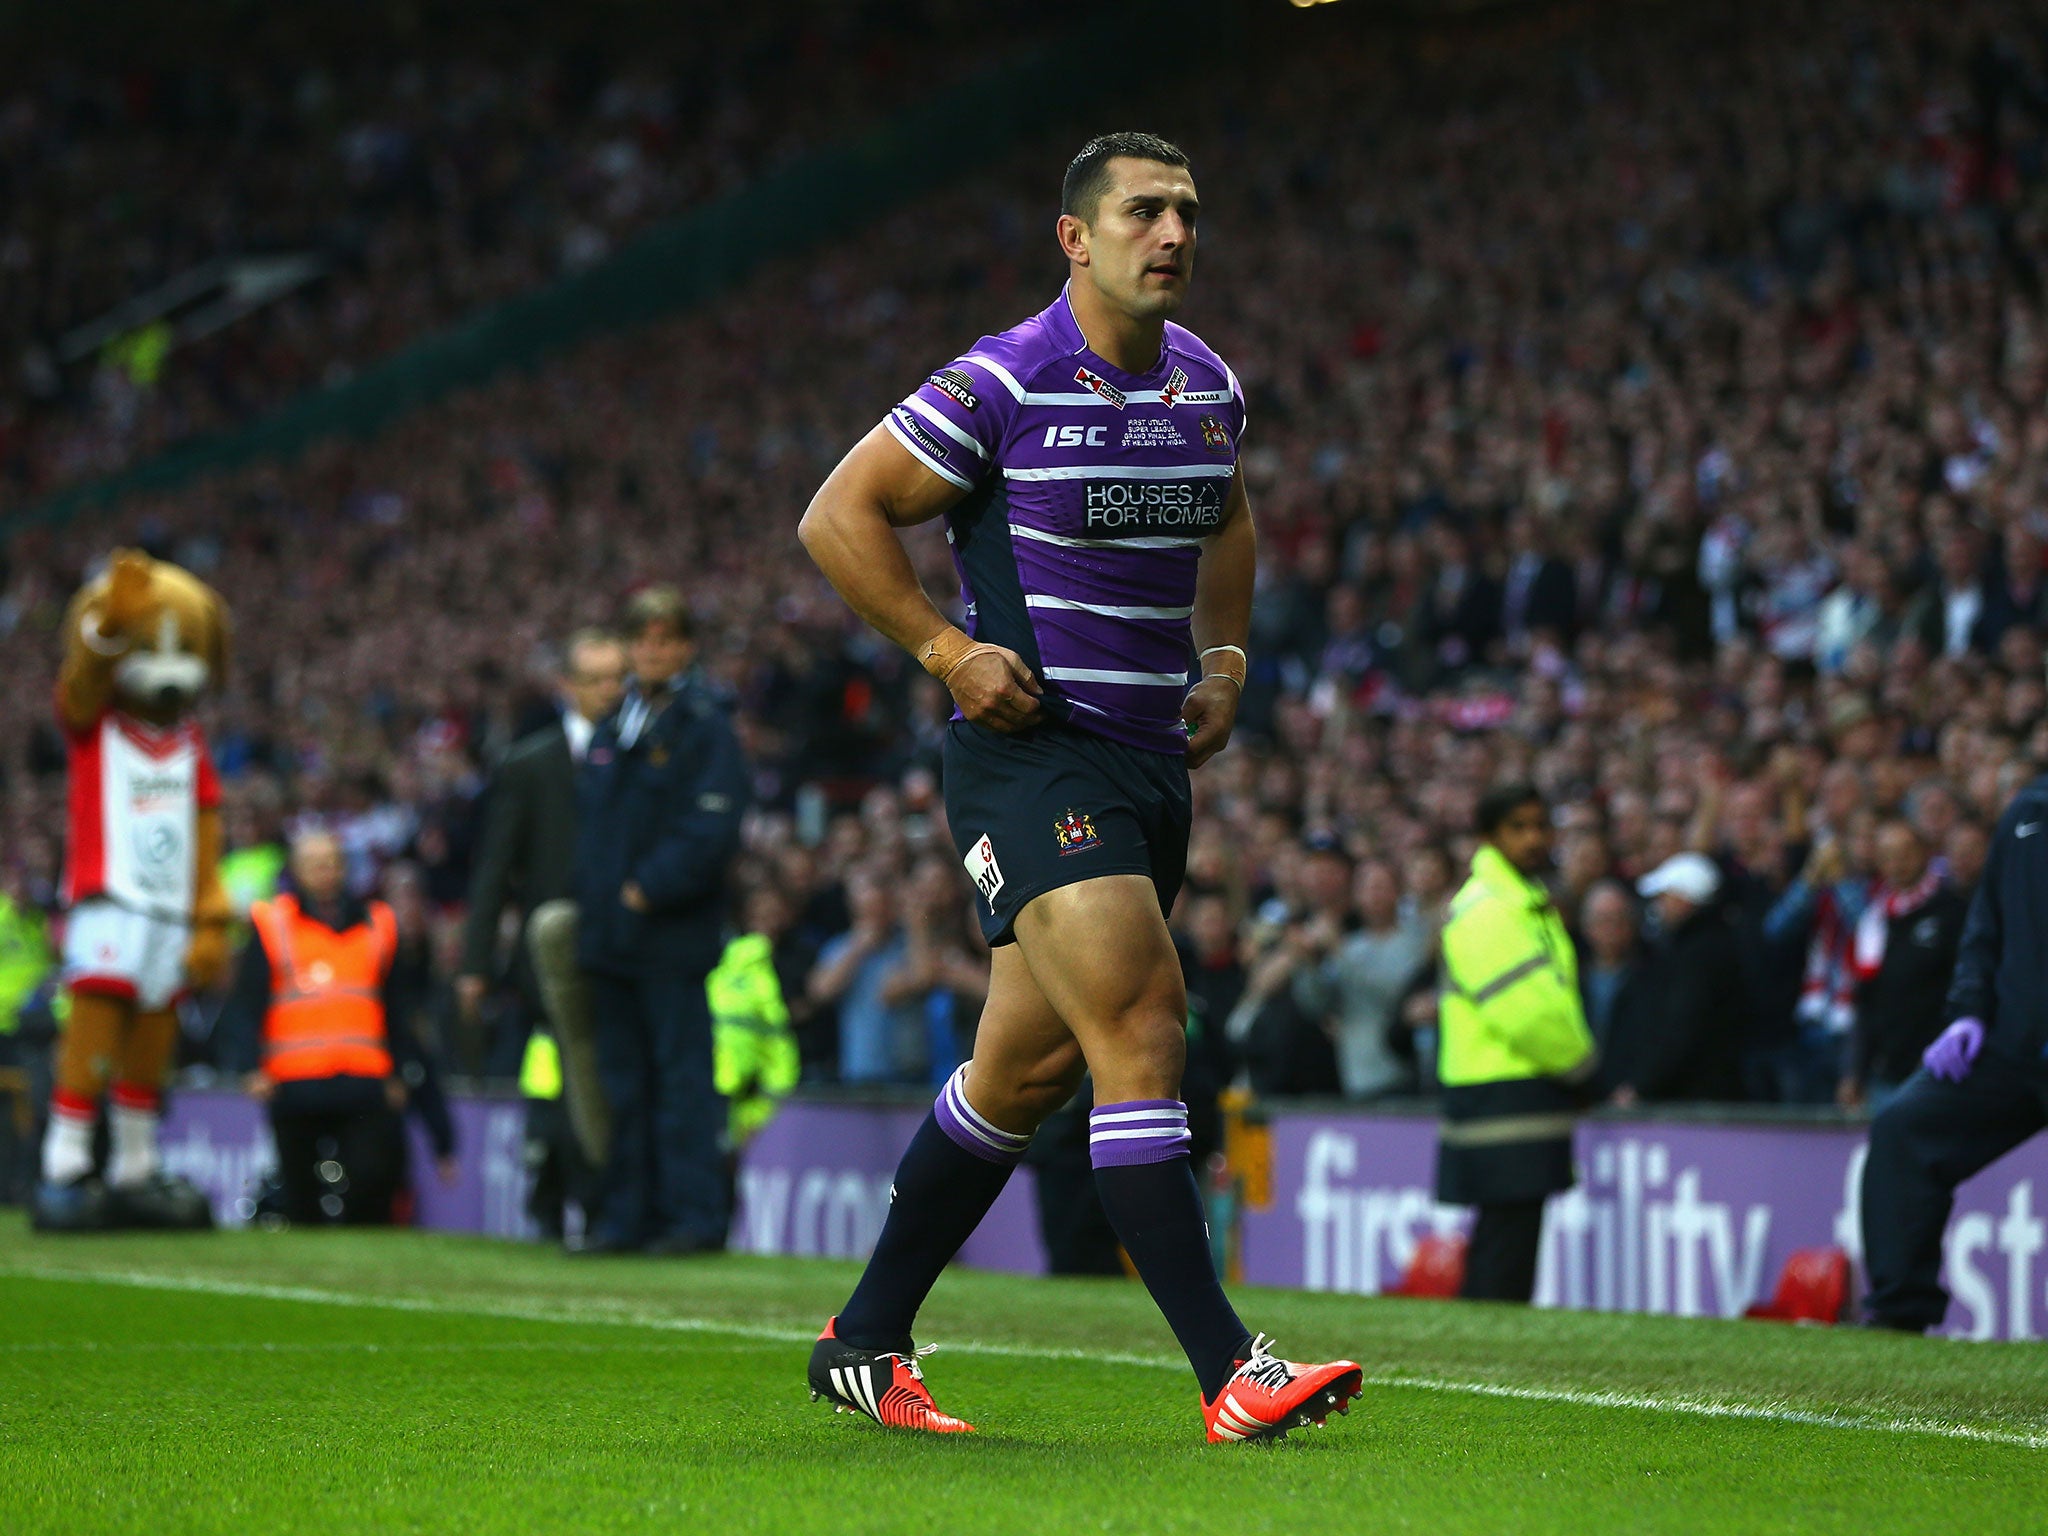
top-left (459, 628), bottom-right (624, 1232)
top-left (459, 629), bottom-right (626, 1017)
top-left (1498, 511), bottom-right (1578, 659)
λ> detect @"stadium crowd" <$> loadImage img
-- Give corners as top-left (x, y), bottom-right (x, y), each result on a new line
top-left (4, 0), bottom-right (2048, 1121)
top-left (0, 4), bottom-right (1071, 500)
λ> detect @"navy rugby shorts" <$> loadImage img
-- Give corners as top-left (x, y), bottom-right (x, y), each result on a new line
top-left (943, 718), bottom-right (1191, 945)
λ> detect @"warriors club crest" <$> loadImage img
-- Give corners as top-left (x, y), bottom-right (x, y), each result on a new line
top-left (1054, 809), bottom-right (1102, 855)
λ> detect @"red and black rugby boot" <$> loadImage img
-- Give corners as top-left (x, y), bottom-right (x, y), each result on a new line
top-left (1202, 1334), bottom-right (1363, 1443)
top-left (808, 1317), bottom-right (975, 1434)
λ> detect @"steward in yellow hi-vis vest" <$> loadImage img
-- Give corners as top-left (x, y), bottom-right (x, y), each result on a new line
top-left (1436, 784), bottom-right (1598, 1302)
top-left (709, 932), bottom-right (798, 1145)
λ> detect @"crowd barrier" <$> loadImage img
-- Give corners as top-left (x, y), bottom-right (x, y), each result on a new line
top-left (157, 1087), bottom-right (2048, 1342)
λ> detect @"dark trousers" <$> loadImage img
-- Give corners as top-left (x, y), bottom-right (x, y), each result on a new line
top-left (524, 1094), bottom-right (593, 1241)
top-left (587, 968), bottom-right (725, 1247)
top-left (1861, 1060), bottom-right (2048, 1330)
top-left (269, 1093), bottom-right (404, 1226)
top-left (1461, 1199), bottom-right (1546, 1302)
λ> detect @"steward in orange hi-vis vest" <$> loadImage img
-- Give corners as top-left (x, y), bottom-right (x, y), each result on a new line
top-left (248, 894), bottom-right (398, 1083)
top-left (219, 830), bottom-right (454, 1227)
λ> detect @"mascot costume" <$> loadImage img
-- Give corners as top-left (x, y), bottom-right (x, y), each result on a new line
top-left (33, 549), bottom-right (229, 1230)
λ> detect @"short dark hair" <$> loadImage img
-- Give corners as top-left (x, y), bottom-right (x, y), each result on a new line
top-left (620, 584), bottom-right (692, 640)
top-left (1476, 781), bottom-right (1546, 837)
top-left (1061, 132), bottom-right (1190, 221)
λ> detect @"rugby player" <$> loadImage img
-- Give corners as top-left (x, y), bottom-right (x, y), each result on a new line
top-left (797, 132), bottom-right (1361, 1443)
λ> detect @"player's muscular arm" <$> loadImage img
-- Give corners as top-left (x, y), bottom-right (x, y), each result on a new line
top-left (1182, 467), bottom-right (1255, 769)
top-left (799, 426), bottom-right (1043, 731)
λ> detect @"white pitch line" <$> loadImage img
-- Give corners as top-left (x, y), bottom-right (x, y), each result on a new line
top-left (0, 1340), bottom-right (710, 1354)
top-left (3, 1265), bottom-right (2043, 1451)
top-left (1361, 1375), bottom-right (2048, 1452)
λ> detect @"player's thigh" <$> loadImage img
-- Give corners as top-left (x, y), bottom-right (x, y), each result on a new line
top-left (943, 720), bottom-right (1157, 946)
top-left (964, 943), bottom-right (1085, 1135)
top-left (1013, 873), bottom-right (1187, 1102)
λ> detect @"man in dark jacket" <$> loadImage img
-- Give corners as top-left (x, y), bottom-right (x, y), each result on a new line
top-left (1845, 819), bottom-right (1967, 1114)
top-left (575, 587), bottom-right (748, 1254)
top-left (1609, 854), bottom-right (1746, 1104)
top-left (457, 629), bottom-right (625, 1040)
top-left (1862, 776), bottom-right (2048, 1331)
top-left (459, 630), bottom-right (623, 1236)
top-left (1575, 879), bottom-right (1653, 1085)
top-left (1498, 512), bottom-right (1579, 658)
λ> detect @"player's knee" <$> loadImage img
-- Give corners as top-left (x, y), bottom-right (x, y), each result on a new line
top-left (966, 1044), bottom-right (1085, 1132)
top-left (1006, 1077), bottom-right (1076, 1128)
top-left (1098, 1000), bottom-right (1187, 1086)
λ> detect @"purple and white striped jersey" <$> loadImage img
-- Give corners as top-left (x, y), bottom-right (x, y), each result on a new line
top-left (884, 285), bottom-right (1246, 756)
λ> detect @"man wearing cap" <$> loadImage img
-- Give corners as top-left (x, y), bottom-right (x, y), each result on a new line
top-left (1861, 773), bottom-right (2048, 1331)
top-left (1609, 853), bottom-right (1747, 1105)
top-left (1436, 782), bottom-right (1599, 1302)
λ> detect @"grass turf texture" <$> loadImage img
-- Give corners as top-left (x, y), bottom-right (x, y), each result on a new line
top-left (1, 1214), bottom-right (2042, 1534)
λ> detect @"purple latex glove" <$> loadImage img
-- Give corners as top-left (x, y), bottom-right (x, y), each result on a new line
top-left (1923, 1017), bottom-right (1985, 1082)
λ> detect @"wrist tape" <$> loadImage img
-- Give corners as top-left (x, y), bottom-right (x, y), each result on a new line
top-left (917, 625), bottom-right (1004, 685)
top-left (1198, 644), bottom-right (1247, 690)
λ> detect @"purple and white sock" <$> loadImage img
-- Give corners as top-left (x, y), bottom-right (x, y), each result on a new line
top-left (933, 1066), bottom-right (1032, 1165)
top-left (1088, 1099), bottom-right (1194, 1167)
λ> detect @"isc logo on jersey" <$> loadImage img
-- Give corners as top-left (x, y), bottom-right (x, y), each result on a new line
top-left (1042, 424), bottom-right (1109, 448)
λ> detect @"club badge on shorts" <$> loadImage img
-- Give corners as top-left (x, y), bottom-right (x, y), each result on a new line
top-left (1054, 809), bottom-right (1101, 855)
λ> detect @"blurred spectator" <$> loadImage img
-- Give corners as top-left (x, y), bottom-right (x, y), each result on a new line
top-left (1575, 880), bottom-right (1650, 1072)
top-left (1945, 819), bottom-right (1992, 899)
top-left (220, 830), bottom-right (454, 1224)
top-left (1700, 772), bottom-right (1810, 1101)
top-left (1909, 528), bottom-right (1995, 659)
top-left (459, 629), bottom-right (625, 1074)
top-left (0, 863), bottom-right (58, 1202)
top-left (1174, 891), bottom-right (1245, 1101)
top-left (1845, 820), bottom-right (1968, 1115)
top-left (1498, 513), bottom-right (1577, 661)
top-left (809, 866), bottom-right (924, 1085)
top-left (711, 887), bottom-right (804, 1151)
top-left (1766, 814), bottom-right (1876, 1104)
top-left (0, 863), bottom-right (55, 1051)
top-left (1610, 854), bottom-right (1747, 1106)
top-left (1298, 859), bottom-right (1430, 1100)
top-left (876, 857), bottom-right (989, 1086)
top-left (218, 787), bottom-right (287, 932)
top-left (723, 883), bottom-right (816, 1078)
top-left (573, 587), bottom-right (748, 1254)
top-left (1230, 936), bottom-right (1336, 1098)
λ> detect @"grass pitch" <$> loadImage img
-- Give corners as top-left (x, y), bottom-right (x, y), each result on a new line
top-left (0, 1213), bottom-right (2042, 1534)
